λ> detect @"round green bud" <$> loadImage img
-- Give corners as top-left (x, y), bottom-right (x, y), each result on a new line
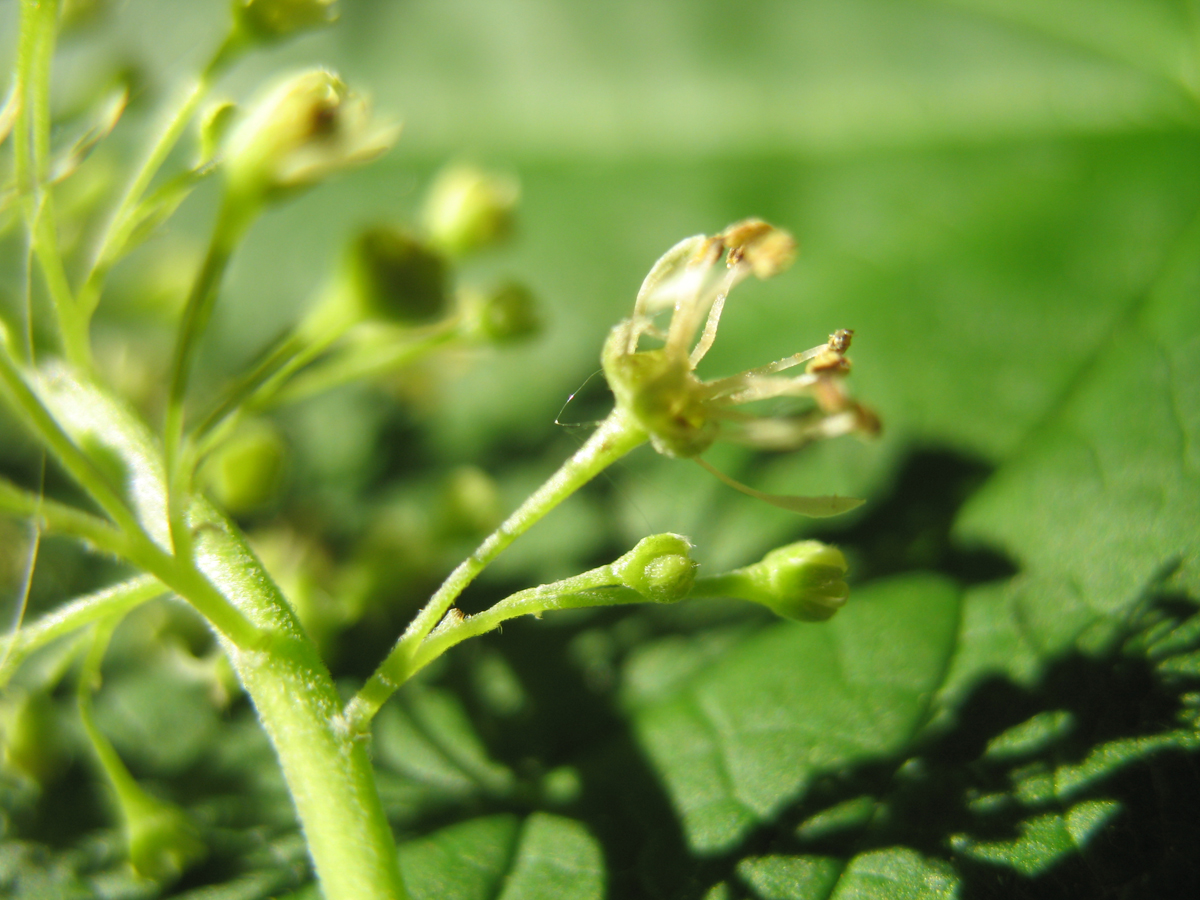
top-left (422, 164), bottom-right (519, 256)
top-left (124, 789), bottom-right (207, 883)
top-left (750, 541), bottom-right (849, 621)
top-left (1, 690), bottom-right (65, 785)
top-left (611, 533), bottom-right (699, 604)
top-left (462, 281), bottom-right (541, 344)
top-left (437, 466), bottom-right (502, 538)
top-left (345, 226), bottom-right (449, 325)
top-left (201, 421), bottom-right (287, 515)
top-left (233, 0), bottom-right (338, 42)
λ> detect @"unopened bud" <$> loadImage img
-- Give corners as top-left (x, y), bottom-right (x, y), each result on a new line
top-left (1, 690), bottom-right (66, 785)
top-left (705, 540), bottom-right (849, 621)
top-left (223, 69), bottom-right (397, 205)
top-left (233, 0), bottom-right (338, 42)
top-left (437, 466), bottom-right (502, 538)
top-left (201, 421), bottom-right (287, 514)
top-left (344, 226), bottom-right (449, 325)
top-left (422, 164), bottom-right (519, 256)
top-left (461, 281), bottom-right (540, 344)
top-left (611, 533), bottom-right (698, 604)
top-left (123, 788), bottom-right (207, 883)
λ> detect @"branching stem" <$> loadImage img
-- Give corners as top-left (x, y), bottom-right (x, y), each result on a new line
top-left (345, 406), bottom-right (647, 732)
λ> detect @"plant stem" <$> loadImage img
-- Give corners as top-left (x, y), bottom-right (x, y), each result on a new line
top-left (270, 322), bottom-right (459, 407)
top-left (0, 475), bottom-right (129, 551)
top-left (79, 33), bottom-right (243, 320)
top-left (0, 345), bottom-right (142, 537)
top-left (345, 407), bottom-right (647, 732)
top-left (188, 502), bottom-right (409, 899)
top-left (0, 576), bottom-right (166, 686)
top-left (164, 194), bottom-right (255, 557)
top-left (409, 585), bottom-right (646, 680)
top-left (13, 0), bottom-right (91, 368)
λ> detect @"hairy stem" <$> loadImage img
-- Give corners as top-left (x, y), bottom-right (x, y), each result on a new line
top-left (188, 502), bottom-right (409, 899)
top-left (0, 576), bottom-right (166, 686)
top-left (345, 407), bottom-right (647, 732)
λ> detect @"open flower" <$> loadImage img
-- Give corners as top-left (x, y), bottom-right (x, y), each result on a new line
top-left (602, 219), bottom-right (878, 516)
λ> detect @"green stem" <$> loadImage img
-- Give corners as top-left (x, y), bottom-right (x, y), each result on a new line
top-left (79, 32), bottom-right (244, 320)
top-left (77, 616), bottom-right (146, 800)
top-left (271, 322), bottom-right (459, 407)
top-left (0, 576), bottom-right (166, 686)
top-left (14, 0), bottom-right (90, 368)
top-left (345, 407), bottom-right (647, 732)
top-left (164, 194), bottom-right (255, 557)
top-left (0, 344), bottom-right (142, 537)
top-left (0, 360), bottom-right (261, 649)
top-left (0, 475), bottom-right (129, 551)
top-left (187, 501), bottom-right (408, 899)
top-left (409, 584), bottom-right (646, 680)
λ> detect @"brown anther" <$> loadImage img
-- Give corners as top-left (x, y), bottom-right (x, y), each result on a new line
top-left (721, 218), bottom-right (774, 250)
top-left (829, 329), bottom-right (853, 354)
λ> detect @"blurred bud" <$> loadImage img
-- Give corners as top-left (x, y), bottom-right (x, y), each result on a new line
top-left (233, 0), bottom-right (338, 41)
top-left (611, 533), bottom-right (698, 604)
top-left (1, 689), bottom-right (66, 785)
top-left (460, 281), bottom-right (540, 344)
top-left (710, 540), bottom-right (849, 622)
top-left (422, 164), bottom-right (519, 256)
top-left (223, 69), bottom-right (397, 205)
top-left (343, 226), bottom-right (450, 326)
top-left (201, 420), bottom-right (287, 514)
top-left (122, 787), bottom-right (207, 883)
top-left (437, 466), bottom-right (502, 538)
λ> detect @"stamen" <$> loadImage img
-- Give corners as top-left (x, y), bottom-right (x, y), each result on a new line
top-left (695, 457), bottom-right (863, 517)
top-left (689, 291), bottom-right (727, 367)
top-left (705, 372), bottom-right (820, 404)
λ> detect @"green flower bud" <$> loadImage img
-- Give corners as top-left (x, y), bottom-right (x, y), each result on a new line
top-left (201, 420), bottom-right (287, 514)
top-left (223, 69), bottom-right (397, 205)
top-left (706, 540), bottom-right (849, 621)
top-left (461, 281), bottom-right (541, 344)
top-left (422, 164), bottom-right (519, 256)
top-left (611, 533), bottom-right (699, 604)
top-left (345, 226), bottom-right (449, 325)
top-left (1, 690), bottom-right (66, 785)
top-left (122, 788), bottom-right (207, 883)
top-left (437, 466), bottom-right (503, 538)
top-left (233, 0), bottom-right (338, 42)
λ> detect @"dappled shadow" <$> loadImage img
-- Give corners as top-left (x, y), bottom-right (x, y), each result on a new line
top-left (805, 447), bottom-right (1017, 586)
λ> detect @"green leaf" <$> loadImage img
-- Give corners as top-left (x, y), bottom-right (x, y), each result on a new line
top-left (952, 204), bottom-right (1200, 673)
top-left (626, 574), bottom-right (961, 851)
top-left (398, 813), bottom-right (604, 900)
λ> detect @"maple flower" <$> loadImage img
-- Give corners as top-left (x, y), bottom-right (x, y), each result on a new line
top-left (602, 219), bottom-right (878, 516)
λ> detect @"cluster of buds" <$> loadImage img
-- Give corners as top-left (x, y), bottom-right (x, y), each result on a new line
top-left (603, 219), bottom-right (878, 515)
